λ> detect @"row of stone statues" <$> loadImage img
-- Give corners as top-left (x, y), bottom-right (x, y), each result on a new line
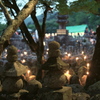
top-left (0, 41), bottom-right (72, 100)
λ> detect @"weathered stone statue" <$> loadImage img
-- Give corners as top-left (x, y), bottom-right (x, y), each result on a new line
top-left (0, 45), bottom-right (28, 93)
top-left (0, 45), bottom-right (42, 100)
top-left (42, 41), bottom-right (69, 88)
top-left (37, 41), bottom-right (72, 100)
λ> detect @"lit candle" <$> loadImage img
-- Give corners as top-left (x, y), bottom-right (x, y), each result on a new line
top-left (27, 70), bottom-right (31, 77)
top-left (81, 51), bottom-right (84, 55)
top-left (52, 33), bottom-right (54, 36)
top-left (21, 59), bottom-right (26, 63)
top-left (26, 70), bottom-right (36, 81)
top-left (43, 42), bottom-right (46, 46)
top-left (47, 48), bottom-right (49, 51)
top-left (64, 70), bottom-right (71, 84)
top-left (29, 75), bottom-right (36, 81)
top-left (86, 63), bottom-right (90, 70)
top-left (24, 51), bottom-right (27, 55)
top-left (46, 52), bottom-right (48, 54)
top-left (84, 55), bottom-right (87, 60)
top-left (68, 53), bottom-right (71, 57)
top-left (5, 49), bottom-right (7, 52)
top-left (65, 52), bottom-right (67, 55)
top-left (86, 71), bottom-right (89, 75)
top-left (79, 71), bottom-right (89, 86)
top-left (79, 75), bottom-right (87, 86)
top-left (76, 57), bottom-right (79, 61)
top-left (4, 54), bottom-right (7, 58)
top-left (20, 53), bottom-right (23, 57)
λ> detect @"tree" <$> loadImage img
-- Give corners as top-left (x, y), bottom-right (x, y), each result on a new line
top-left (69, 0), bottom-right (100, 15)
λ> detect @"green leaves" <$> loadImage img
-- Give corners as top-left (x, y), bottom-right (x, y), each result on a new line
top-left (69, 0), bottom-right (100, 15)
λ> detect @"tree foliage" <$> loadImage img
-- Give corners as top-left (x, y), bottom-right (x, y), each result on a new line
top-left (69, 0), bottom-right (100, 15)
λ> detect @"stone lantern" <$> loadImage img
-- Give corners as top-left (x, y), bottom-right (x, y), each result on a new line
top-left (0, 45), bottom-right (28, 93)
top-left (37, 41), bottom-right (72, 100)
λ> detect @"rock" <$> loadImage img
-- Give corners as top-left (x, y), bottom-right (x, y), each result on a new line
top-left (25, 79), bottom-right (42, 94)
top-left (43, 70), bottom-right (67, 88)
top-left (87, 81), bottom-right (100, 96)
top-left (70, 75), bottom-right (80, 84)
top-left (3, 61), bottom-right (28, 77)
top-left (72, 93), bottom-right (90, 100)
top-left (68, 84), bottom-right (84, 93)
top-left (90, 94), bottom-right (100, 100)
top-left (2, 77), bottom-right (23, 93)
top-left (37, 86), bottom-right (72, 100)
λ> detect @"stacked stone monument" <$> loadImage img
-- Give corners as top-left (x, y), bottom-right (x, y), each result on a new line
top-left (37, 41), bottom-right (72, 100)
top-left (1, 46), bottom-right (28, 93)
top-left (0, 45), bottom-right (42, 100)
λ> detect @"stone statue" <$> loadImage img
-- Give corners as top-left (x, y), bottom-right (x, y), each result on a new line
top-left (42, 41), bottom-right (69, 88)
top-left (0, 45), bottom-right (42, 100)
top-left (37, 41), bottom-right (72, 100)
top-left (0, 45), bottom-right (28, 93)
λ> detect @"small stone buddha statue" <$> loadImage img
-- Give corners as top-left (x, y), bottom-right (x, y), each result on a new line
top-left (42, 41), bottom-right (69, 89)
top-left (0, 45), bottom-right (28, 93)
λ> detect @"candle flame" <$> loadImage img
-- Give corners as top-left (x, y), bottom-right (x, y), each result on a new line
top-left (24, 51), bottom-right (27, 55)
top-left (65, 52), bottom-right (67, 55)
top-left (76, 57), bottom-right (79, 61)
top-left (87, 63), bottom-right (90, 67)
top-left (21, 53), bottom-right (23, 56)
top-left (86, 71), bottom-right (89, 75)
top-left (65, 70), bottom-right (69, 75)
top-left (84, 56), bottom-right (87, 60)
top-left (27, 70), bottom-right (31, 74)
top-left (29, 75), bottom-right (36, 80)
top-left (64, 70), bottom-right (71, 84)
top-left (21, 59), bottom-right (26, 63)
top-left (68, 53), bottom-right (71, 57)
top-left (81, 51), bottom-right (84, 55)
top-left (87, 63), bottom-right (90, 70)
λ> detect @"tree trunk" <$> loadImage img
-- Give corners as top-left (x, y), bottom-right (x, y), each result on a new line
top-left (0, 0), bottom-right (38, 54)
top-left (86, 25), bottom-right (100, 88)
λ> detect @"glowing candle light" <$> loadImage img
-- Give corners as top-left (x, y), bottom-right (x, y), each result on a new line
top-left (4, 54), bottom-right (7, 58)
top-left (81, 51), bottom-right (84, 55)
top-left (86, 63), bottom-right (90, 70)
top-left (55, 33), bottom-right (57, 36)
top-left (47, 48), bottom-right (49, 51)
top-left (5, 49), bottom-right (7, 52)
top-left (68, 53), bottom-right (71, 57)
top-left (21, 53), bottom-right (23, 57)
top-left (24, 51), bottom-right (27, 55)
top-left (79, 71), bottom-right (89, 86)
top-left (21, 59), bottom-right (26, 63)
top-left (43, 42), bottom-right (46, 46)
top-left (79, 75), bottom-right (87, 86)
top-left (84, 55), bottom-right (87, 60)
top-left (46, 52), bottom-right (48, 54)
top-left (76, 57), bottom-right (79, 61)
top-left (29, 75), bottom-right (36, 80)
top-left (27, 70), bottom-right (31, 77)
top-left (65, 52), bottom-right (67, 55)
top-left (52, 33), bottom-right (54, 36)
top-left (64, 70), bottom-right (71, 84)
top-left (86, 71), bottom-right (89, 75)
top-left (25, 70), bottom-right (36, 81)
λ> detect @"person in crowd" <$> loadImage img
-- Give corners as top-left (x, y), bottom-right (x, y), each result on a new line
top-left (84, 27), bottom-right (89, 38)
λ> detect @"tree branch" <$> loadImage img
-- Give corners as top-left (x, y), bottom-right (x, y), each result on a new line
top-left (0, 0), bottom-right (38, 55)
top-left (0, 0), bottom-right (12, 23)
